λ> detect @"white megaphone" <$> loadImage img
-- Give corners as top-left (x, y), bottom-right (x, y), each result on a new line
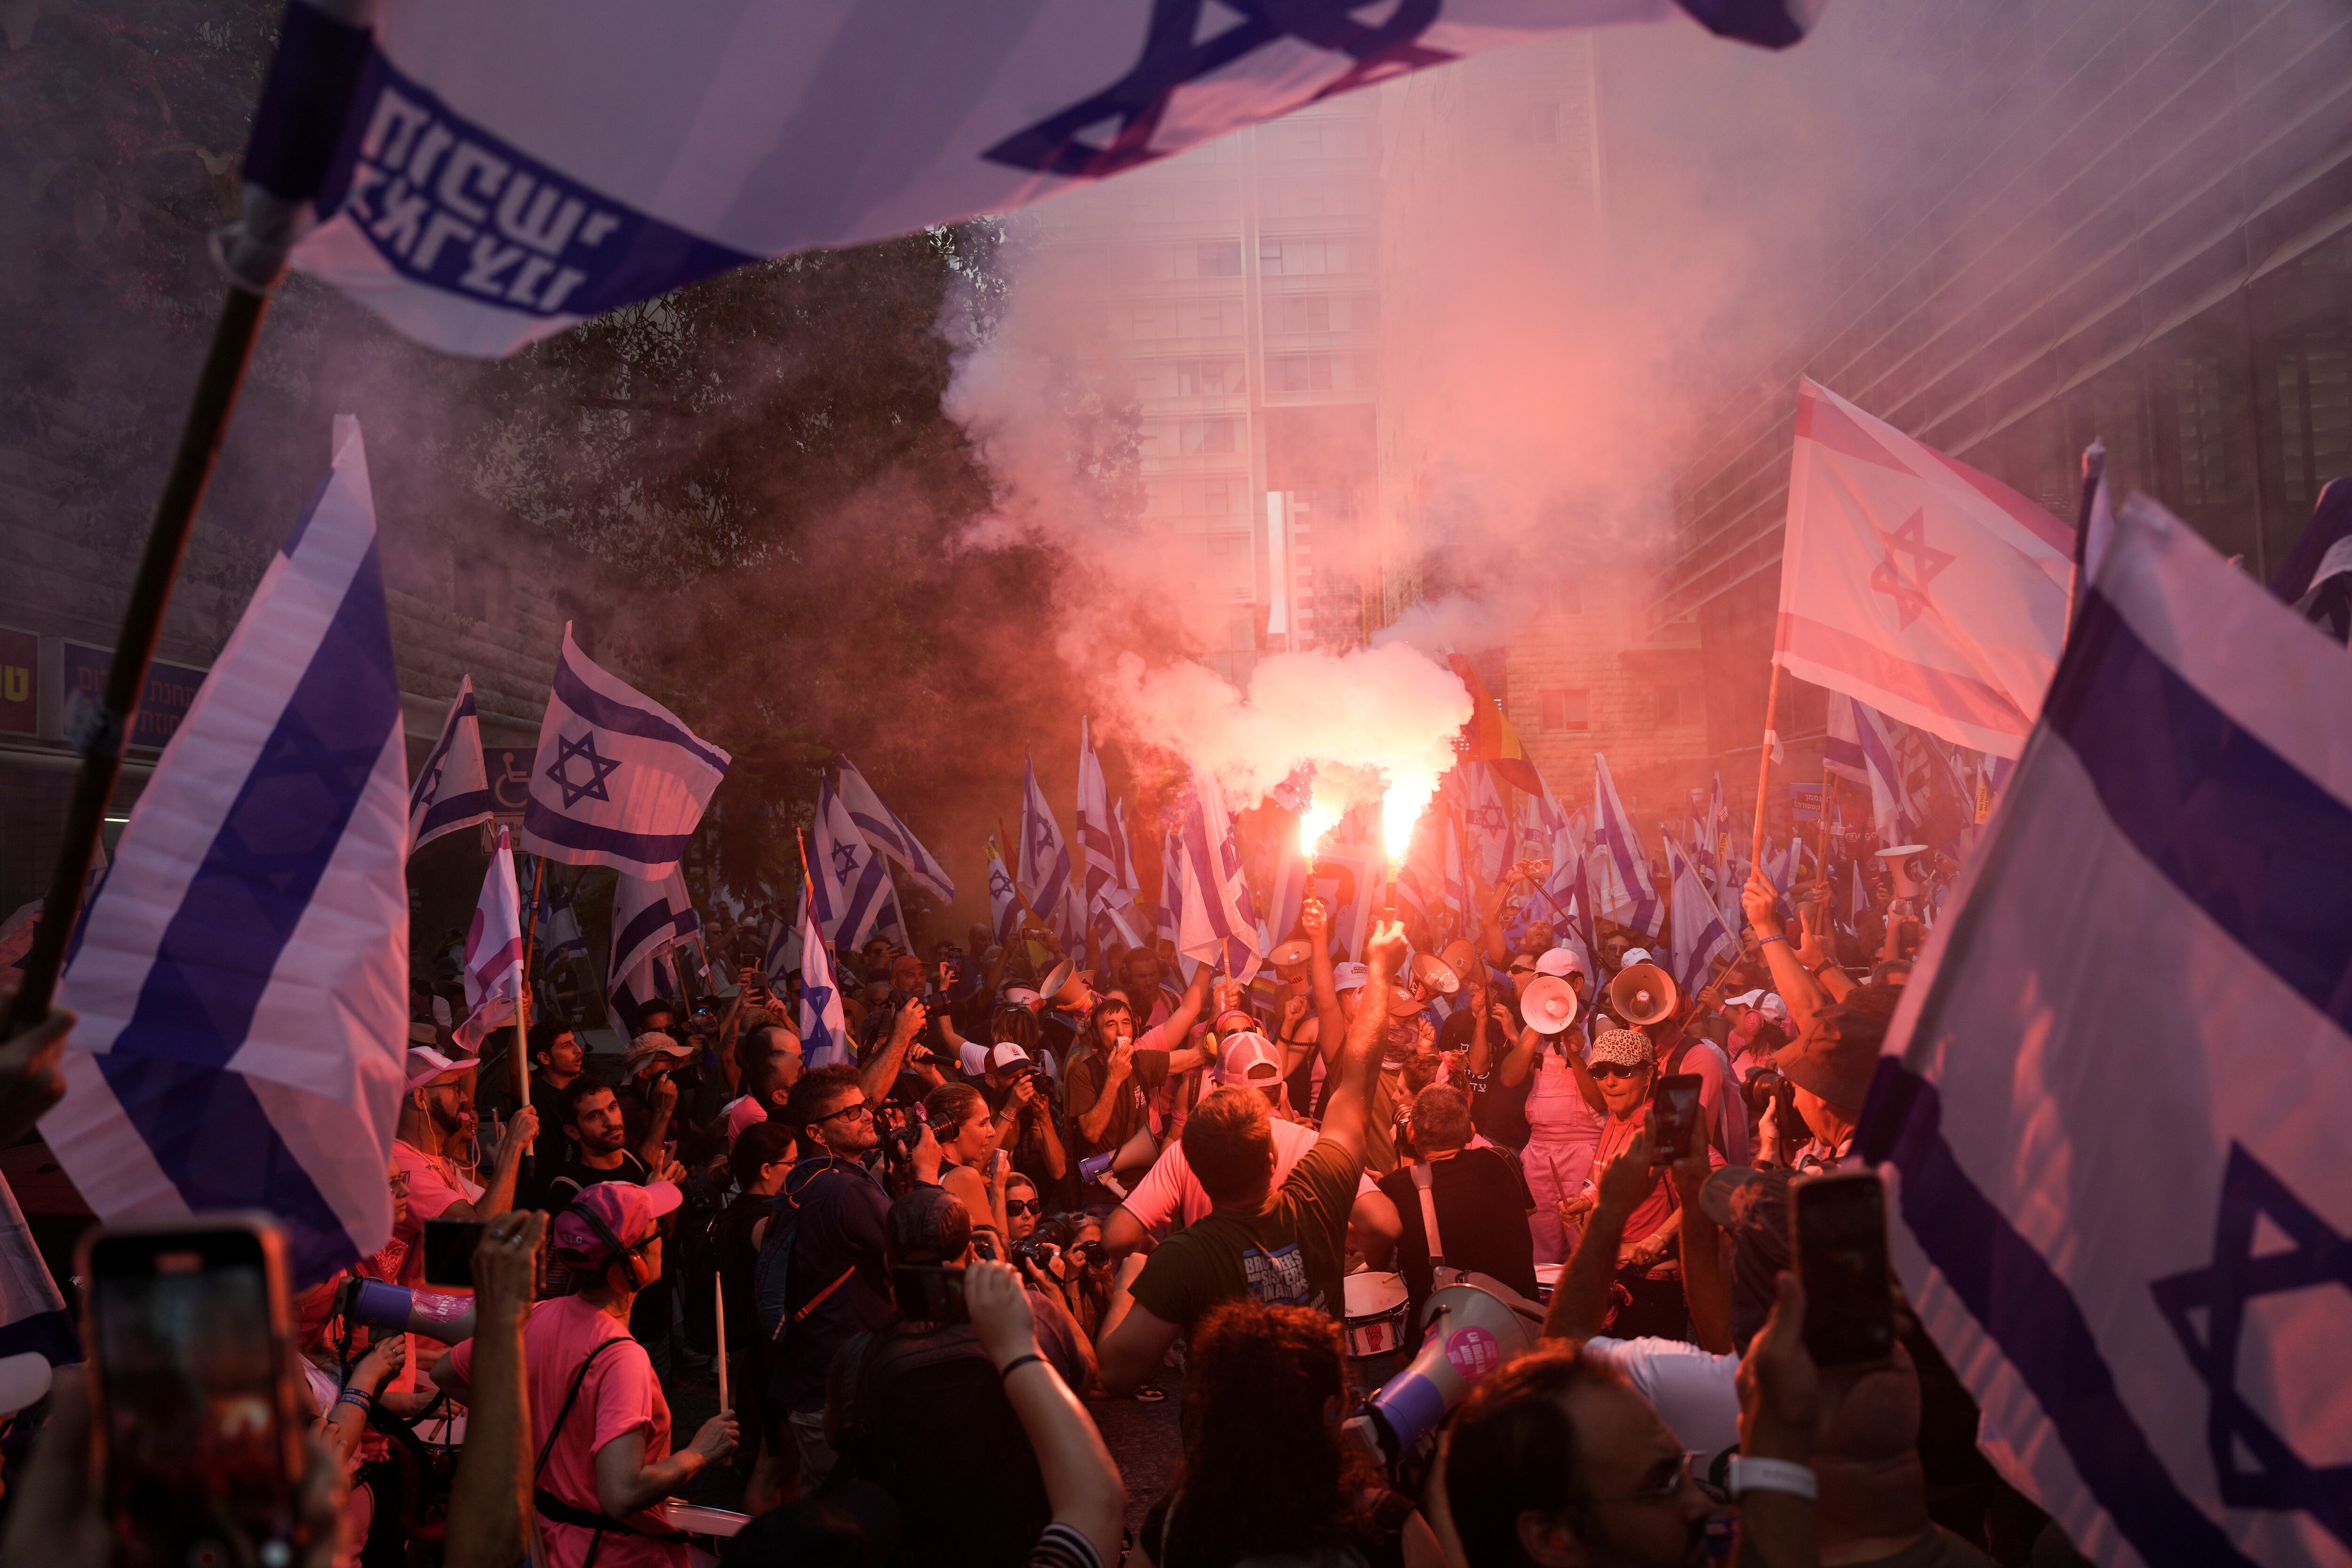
top-left (1607, 962), bottom-right (1678, 1027)
top-left (339, 1277), bottom-right (477, 1344)
top-left (1344, 1276), bottom-right (1544, 1467)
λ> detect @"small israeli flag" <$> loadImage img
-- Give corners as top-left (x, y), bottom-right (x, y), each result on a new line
top-left (47, 417), bottom-right (408, 1284)
top-left (407, 675), bottom-right (493, 853)
top-left (520, 626), bottom-right (729, 879)
top-left (1863, 494), bottom-right (2352, 1568)
top-left (1017, 747), bottom-right (1079, 941)
top-left (453, 825), bottom-right (524, 1052)
top-left (607, 868), bottom-right (698, 1038)
top-left (1592, 752), bottom-right (1660, 937)
top-left (811, 775), bottom-right (897, 952)
top-left (795, 884), bottom-right (849, 1070)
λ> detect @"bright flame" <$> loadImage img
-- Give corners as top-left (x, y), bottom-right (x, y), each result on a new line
top-left (1380, 769), bottom-right (1441, 869)
top-left (1298, 802), bottom-right (1339, 858)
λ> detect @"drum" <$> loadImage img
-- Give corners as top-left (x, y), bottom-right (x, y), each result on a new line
top-left (660, 1501), bottom-right (748, 1568)
top-left (1343, 1270), bottom-right (1411, 1392)
top-left (1534, 1263), bottom-right (1563, 1304)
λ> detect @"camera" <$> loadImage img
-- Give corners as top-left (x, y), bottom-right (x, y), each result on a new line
top-left (1011, 1236), bottom-right (1061, 1274)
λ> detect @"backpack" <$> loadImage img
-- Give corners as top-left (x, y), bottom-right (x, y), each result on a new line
top-left (755, 1159), bottom-right (863, 1344)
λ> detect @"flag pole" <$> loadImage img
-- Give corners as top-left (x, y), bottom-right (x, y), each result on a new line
top-left (1747, 661), bottom-right (1784, 868)
top-left (514, 853), bottom-right (546, 1175)
top-left (3, 286), bottom-right (270, 1038)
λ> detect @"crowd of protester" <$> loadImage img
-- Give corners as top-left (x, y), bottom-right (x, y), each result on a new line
top-left (0, 838), bottom-right (2096, 1568)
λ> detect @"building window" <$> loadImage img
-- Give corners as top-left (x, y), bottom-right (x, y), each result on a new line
top-left (1278, 295), bottom-right (1333, 334)
top-left (1274, 354), bottom-right (1335, 392)
top-left (1183, 419), bottom-right (1240, 454)
top-left (2278, 347), bottom-right (2352, 515)
top-left (1260, 239), bottom-right (1356, 276)
top-left (1655, 686), bottom-right (1704, 726)
top-left (1198, 240), bottom-right (1242, 277)
top-left (1539, 689), bottom-right (1590, 732)
top-left (2174, 358), bottom-right (2231, 507)
top-left (1174, 358), bottom-right (1242, 396)
top-left (1201, 478), bottom-right (1240, 514)
top-left (1131, 306), bottom-right (1157, 335)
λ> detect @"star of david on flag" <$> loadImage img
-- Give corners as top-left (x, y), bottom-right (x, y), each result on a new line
top-left (520, 625), bottom-right (728, 880)
top-left (1859, 493), bottom-right (2352, 1567)
top-left (795, 879), bottom-right (850, 1071)
top-left (1017, 747), bottom-right (1080, 942)
top-left (835, 755), bottom-right (955, 903)
top-left (407, 675), bottom-right (493, 853)
top-left (811, 774), bottom-right (900, 951)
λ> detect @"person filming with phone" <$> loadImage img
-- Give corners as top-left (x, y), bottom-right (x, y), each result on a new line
top-left (431, 1181), bottom-right (738, 1568)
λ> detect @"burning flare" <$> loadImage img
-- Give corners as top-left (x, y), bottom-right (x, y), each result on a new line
top-left (1380, 769), bottom-right (1440, 871)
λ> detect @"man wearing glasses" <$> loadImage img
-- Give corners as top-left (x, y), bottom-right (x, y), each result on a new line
top-left (766, 1064), bottom-right (939, 1488)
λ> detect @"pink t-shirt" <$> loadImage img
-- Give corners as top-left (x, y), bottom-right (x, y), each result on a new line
top-left (1119, 1112), bottom-right (1378, 1236)
top-left (720, 1096), bottom-right (768, 1142)
top-left (447, 1296), bottom-right (680, 1568)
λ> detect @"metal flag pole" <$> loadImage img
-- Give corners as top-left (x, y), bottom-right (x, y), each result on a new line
top-left (3, 285), bottom-right (271, 1041)
top-left (514, 852), bottom-right (547, 1182)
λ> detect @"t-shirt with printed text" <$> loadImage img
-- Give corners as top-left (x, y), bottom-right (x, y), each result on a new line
top-left (1127, 1137), bottom-right (1360, 1335)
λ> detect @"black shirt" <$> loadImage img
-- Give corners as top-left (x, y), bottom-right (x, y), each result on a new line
top-left (770, 1155), bottom-right (896, 1411)
top-left (1376, 1147), bottom-right (1540, 1318)
top-left (540, 1149), bottom-right (650, 1213)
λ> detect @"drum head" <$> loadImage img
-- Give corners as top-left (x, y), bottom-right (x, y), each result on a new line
top-left (1343, 1270), bottom-right (1407, 1319)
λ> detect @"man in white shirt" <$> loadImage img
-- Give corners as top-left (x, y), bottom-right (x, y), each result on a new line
top-left (1100, 1033), bottom-right (1398, 1258)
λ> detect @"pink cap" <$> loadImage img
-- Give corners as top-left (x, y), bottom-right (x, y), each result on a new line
top-left (553, 1180), bottom-right (683, 1265)
top-left (404, 1047), bottom-right (468, 1091)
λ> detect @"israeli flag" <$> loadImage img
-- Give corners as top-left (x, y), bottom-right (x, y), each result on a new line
top-left (836, 754), bottom-right (954, 902)
top-left (1828, 692), bottom-right (1920, 844)
top-left (453, 825), bottom-right (524, 1052)
top-left (1662, 833), bottom-right (1734, 997)
top-left (607, 868), bottom-right (697, 1038)
top-left (535, 872), bottom-right (588, 965)
top-left (811, 775), bottom-right (896, 951)
top-left (1175, 768), bottom-right (1261, 980)
top-left (520, 625), bottom-right (729, 879)
top-left (795, 884), bottom-right (850, 1070)
top-left (1860, 494), bottom-right (2352, 1568)
top-left (1592, 753), bottom-right (1659, 936)
top-left (46, 417), bottom-right (408, 1285)
top-left (227, 0), bottom-right (1809, 358)
top-left (1017, 747), bottom-right (1079, 941)
top-left (1076, 718), bottom-right (1146, 950)
top-left (407, 675), bottom-right (493, 852)
top-left (985, 835), bottom-right (1020, 949)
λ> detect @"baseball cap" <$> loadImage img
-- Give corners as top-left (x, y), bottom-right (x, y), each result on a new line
top-left (553, 1180), bottom-right (683, 1266)
top-left (404, 1047), bottom-right (469, 1091)
top-left (1216, 1032), bottom-right (1284, 1086)
top-left (1534, 946), bottom-right (1588, 979)
top-left (1589, 1029), bottom-right (1655, 1071)
top-left (985, 1042), bottom-right (1034, 1072)
top-left (1000, 986), bottom-right (1042, 1010)
top-left (407, 1020), bottom-right (439, 1046)
top-left (1620, 947), bottom-right (1654, 967)
top-left (1331, 962), bottom-right (1371, 993)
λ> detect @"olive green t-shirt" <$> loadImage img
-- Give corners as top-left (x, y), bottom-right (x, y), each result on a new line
top-left (1128, 1137), bottom-right (1361, 1333)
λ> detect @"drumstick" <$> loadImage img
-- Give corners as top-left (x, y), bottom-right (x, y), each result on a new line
top-left (713, 1273), bottom-right (729, 1414)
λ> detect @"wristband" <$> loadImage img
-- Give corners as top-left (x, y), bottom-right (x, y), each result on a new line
top-left (997, 1353), bottom-right (1045, 1382)
top-left (1725, 1455), bottom-right (1817, 1501)
top-left (1759, 933), bottom-right (1789, 947)
top-left (335, 1389), bottom-right (373, 1413)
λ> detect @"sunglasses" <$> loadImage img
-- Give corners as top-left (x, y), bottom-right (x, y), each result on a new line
top-left (1004, 1198), bottom-right (1041, 1217)
top-left (1590, 1062), bottom-right (1645, 1080)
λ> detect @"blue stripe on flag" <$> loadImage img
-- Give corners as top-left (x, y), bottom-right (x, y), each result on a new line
top-left (521, 801), bottom-right (696, 863)
top-left (551, 652), bottom-right (730, 773)
top-left (2047, 591), bottom-right (2352, 1029)
top-left (0, 1307), bottom-right (79, 1367)
top-left (107, 546), bottom-right (398, 1277)
top-left (416, 788), bottom-right (493, 838)
top-left (1859, 1061), bottom-right (2258, 1568)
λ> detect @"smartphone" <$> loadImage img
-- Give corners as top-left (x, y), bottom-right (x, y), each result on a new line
top-left (1650, 1073), bottom-right (1703, 1165)
top-left (83, 1216), bottom-right (305, 1568)
top-left (891, 1264), bottom-right (970, 1324)
top-left (423, 1218), bottom-right (489, 1289)
top-left (1791, 1170), bottom-right (1896, 1366)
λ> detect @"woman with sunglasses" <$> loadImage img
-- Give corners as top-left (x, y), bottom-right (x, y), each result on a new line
top-left (1555, 1030), bottom-right (1721, 1340)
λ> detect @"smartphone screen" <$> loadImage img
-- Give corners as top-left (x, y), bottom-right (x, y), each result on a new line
top-left (422, 1218), bottom-right (489, 1289)
top-left (890, 1264), bottom-right (970, 1324)
top-left (1650, 1073), bottom-right (1703, 1165)
top-left (86, 1222), bottom-right (301, 1568)
top-left (1792, 1171), bottom-right (1896, 1366)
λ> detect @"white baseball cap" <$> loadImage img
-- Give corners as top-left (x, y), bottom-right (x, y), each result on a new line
top-left (1620, 947), bottom-right (1654, 967)
top-left (1534, 946), bottom-right (1588, 979)
top-left (1216, 1033), bottom-right (1284, 1086)
top-left (404, 1047), bottom-right (469, 1091)
top-left (985, 1042), bottom-right (1034, 1072)
top-left (1331, 962), bottom-right (1371, 993)
top-left (1000, 986), bottom-right (1042, 1010)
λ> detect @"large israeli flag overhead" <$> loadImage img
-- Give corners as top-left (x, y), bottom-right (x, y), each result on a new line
top-left (1860, 495), bottom-right (2352, 1568)
top-left (47, 417), bottom-right (408, 1285)
top-left (406, 674), bottom-right (493, 852)
top-left (519, 625), bottom-right (729, 879)
top-left (227, 0), bottom-right (1811, 357)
